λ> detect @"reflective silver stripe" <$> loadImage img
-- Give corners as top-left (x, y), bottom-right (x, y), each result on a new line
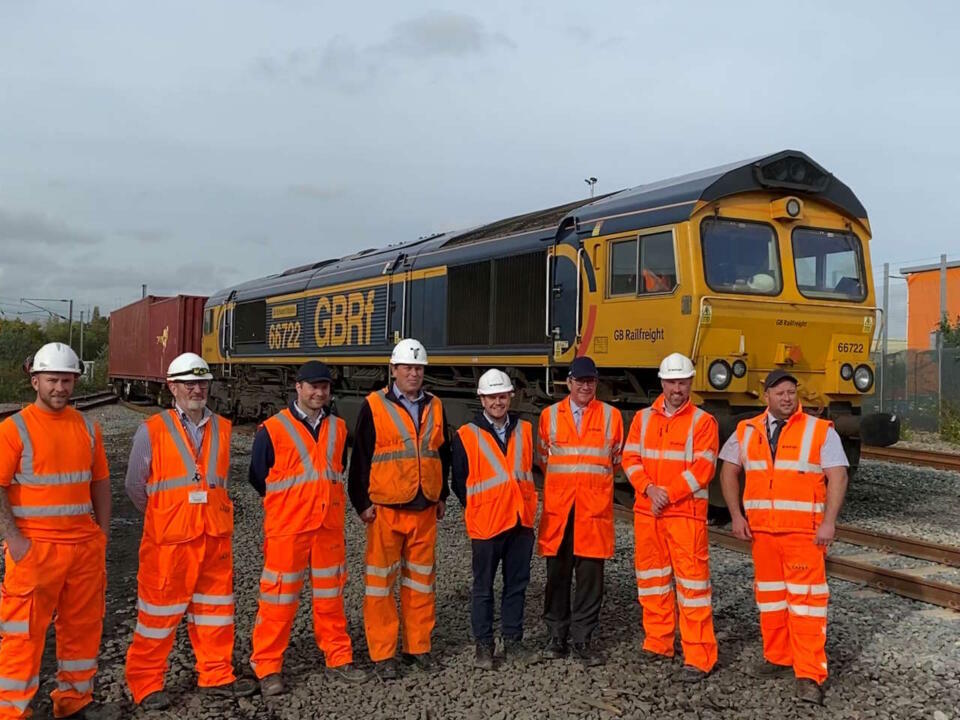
top-left (639, 408), bottom-right (652, 455)
top-left (11, 412), bottom-right (96, 487)
top-left (312, 587), bottom-right (342, 598)
top-left (693, 488), bottom-right (709, 499)
top-left (135, 622), bottom-right (176, 639)
top-left (682, 470), bottom-right (700, 493)
top-left (573, 463), bottom-right (612, 476)
top-left (787, 603), bottom-right (827, 617)
top-left (145, 475), bottom-right (195, 495)
top-left (58, 658), bottom-right (97, 672)
top-left (685, 409), bottom-right (704, 463)
top-left (677, 594), bottom-right (712, 608)
top-left (675, 577), bottom-right (711, 590)
top-left (774, 414), bottom-right (823, 473)
top-left (741, 425), bottom-right (756, 466)
top-left (548, 404), bottom-right (558, 448)
top-left (419, 401), bottom-right (436, 457)
top-left (697, 450), bottom-right (717, 463)
top-left (259, 592), bottom-right (299, 605)
top-left (757, 600), bottom-right (788, 612)
top-left (602, 403), bottom-right (612, 451)
top-left (624, 464), bottom-right (645, 482)
top-left (57, 679), bottom-right (92, 693)
top-left (773, 500), bottom-right (824, 513)
top-left (513, 421), bottom-right (531, 483)
top-left (743, 460), bottom-right (768, 471)
top-left (637, 584), bottom-right (672, 596)
top-left (159, 410), bottom-right (201, 482)
top-left (13, 470), bottom-right (92, 486)
top-left (267, 473), bottom-right (317, 493)
top-left (466, 424), bottom-right (512, 498)
top-left (635, 566), bottom-right (672, 580)
top-left (207, 415), bottom-right (223, 487)
top-left (0, 675), bottom-right (39, 691)
top-left (261, 568), bottom-right (305, 584)
top-left (10, 413), bottom-right (33, 476)
top-left (81, 415), bottom-right (96, 453)
top-left (192, 593), bottom-right (234, 605)
top-left (659, 450), bottom-right (687, 461)
top-left (274, 411), bottom-right (321, 487)
top-left (0, 621), bottom-right (28, 634)
top-left (311, 564), bottom-right (344, 578)
top-left (400, 576), bottom-right (434, 593)
top-left (623, 442), bottom-right (644, 454)
top-left (402, 559), bottom-right (433, 575)
top-left (374, 390), bottom-right (417, 459)
top-left (786, 582), bottom-right (830, 595)
top-left (12, 503), bottom-right (92, 517)
top-left (365, 562), bottom-right (399, 578)
top-left (0, 698), bottom-right (30, 712)
top-left (549, 445), bottom-right (611, 458)
top-left (774, 459), bottom-right (823, 473)
top-left (365, 585), bottom-right (391, 597)
top-left (186, 613), bottom-right (234, 626)
top-left (326, 415), bottom-right (344, 482)
top-left (756, 581), bottom-right (787, 592)
top-left (371, 449), bottom-right (419, 464)
top-left (743, 499), bottom-right (773, 510)
top-left (137, 599), bottom-right (188, 617)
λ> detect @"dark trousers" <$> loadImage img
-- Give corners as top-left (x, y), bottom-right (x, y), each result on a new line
top-left (543, 509), bottom-right (604, 644)
top-left (471, 523), bottom-right (535, 644)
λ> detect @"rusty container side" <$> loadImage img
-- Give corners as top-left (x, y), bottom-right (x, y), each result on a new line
top-left (108, 296), bottom-right (169, 381)
top-left (148, 295), bottom-right (208, 379)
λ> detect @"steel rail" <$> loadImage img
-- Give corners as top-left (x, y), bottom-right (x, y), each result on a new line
top-left (836, 525), bottom-right (960, 567)
top-left (861, 445), bottom-right (960, 473)
top-left (0, 391), bottom-right (117, 419)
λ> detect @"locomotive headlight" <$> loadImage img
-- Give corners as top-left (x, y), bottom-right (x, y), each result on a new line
top-left (853, 364), bottom-right (874, 392)
top-left (840, 363), bottom-right (854, 381)
top-left (708, 360), bottom-right (732, 390)
top-left (732, 359), bottom-right (747, 378)
top-left (785, 197), bottom-right (802, 217)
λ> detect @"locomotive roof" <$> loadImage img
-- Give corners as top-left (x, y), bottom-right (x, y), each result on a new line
top-left (210, 150), bottom-right (867, 304)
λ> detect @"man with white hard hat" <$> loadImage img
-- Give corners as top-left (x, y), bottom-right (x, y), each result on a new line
top-left (451, 369), bottom-right (537, 670)
top-left (621, 352), bottom-right (719, 681)
top-left (0, 343), bottom-right (111, 719)
top-left (124, 353), bottom-right (255, 710)
top-left (348, 339), bottom-right (451, 680)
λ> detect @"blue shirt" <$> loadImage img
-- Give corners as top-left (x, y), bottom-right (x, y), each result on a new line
top-left (483, 412), bottom-right (508, 446)
top-left (392, 382), bottom-right (425, 431)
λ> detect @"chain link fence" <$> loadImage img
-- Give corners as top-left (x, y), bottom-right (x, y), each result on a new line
top-left (868, 345), bottom-right (960, 441)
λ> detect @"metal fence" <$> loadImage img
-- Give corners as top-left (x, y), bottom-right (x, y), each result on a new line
top-left (868, 345), bottom-right (960, 437)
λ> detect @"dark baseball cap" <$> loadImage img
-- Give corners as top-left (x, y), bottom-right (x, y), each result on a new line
top-left (764, 369), bottom-right (798, 390)
top-left (568, 356), bottom-right (599, 379)
top-left (297, 361), bottom-right (332, 384)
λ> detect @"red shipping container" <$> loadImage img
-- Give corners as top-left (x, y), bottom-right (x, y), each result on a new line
top-left (109, 295), bottom-right (207, 382)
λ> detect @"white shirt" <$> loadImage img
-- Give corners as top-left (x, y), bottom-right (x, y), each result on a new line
top-left (292, 401), bottom-right (325, 431)
top-left (718, 412), bottom-right (849, 468)
top-left (483, 412), bottom-right (508, 446)
top-left (570, 399), bottom-right (587, 432)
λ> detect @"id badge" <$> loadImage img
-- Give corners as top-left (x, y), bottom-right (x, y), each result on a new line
top-left (188, 490), bottom-right (208, 505)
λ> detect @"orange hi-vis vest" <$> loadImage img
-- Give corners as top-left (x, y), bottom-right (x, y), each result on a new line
top-left (621, 396), bottom-right (718, 520)
top-left (142, 410), bottom-right (233, 545)
top-left (261, 409), bottom-right (347, 537)
top-left (5, 406), bottom-right (101, 540)
top-left (457, 419), bottom-right (537, 540)
top-left (367, 389), bottom-right (444, 505)
top-left (738, 406), bottom-right (832, 534)
top-left (536, 397), bottom-right (623, 559)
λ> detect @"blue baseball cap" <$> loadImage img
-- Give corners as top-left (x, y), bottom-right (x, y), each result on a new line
top-left (568, 356), bottom-right (599, 379)
top-left (297, 361), bottom-right (332, 383)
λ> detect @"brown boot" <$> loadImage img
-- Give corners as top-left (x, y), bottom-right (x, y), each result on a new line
top-left (259, 673), bottom-right (284, 697)
top-left (796, 678), bottom-right (824, 705)
top-left (746, 661), bottom-right (792, 679)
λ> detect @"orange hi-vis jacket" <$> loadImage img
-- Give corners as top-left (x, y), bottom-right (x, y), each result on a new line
top-left (142, 410), bottom-right (233, 545)
top-left (536, 397), bottom-right (623, 559)
top-left (1, 405), bottom-right (106, 541)
top-left (367, 389), bottom-right (445, 505)
top-left (621, 396), bottom-right (718, 519)
top-left (261, 409), bottom-right (347, 537)
top-left (738, 406), bottom-right (832, 534)
top-left (457, 419), bottom-right (537, 540)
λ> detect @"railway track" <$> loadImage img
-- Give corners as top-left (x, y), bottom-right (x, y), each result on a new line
top-left (861, 445), bottom-right (960, 473)
top-left (0, 390), bottom-right (118, 419)
top-left (613, 505), bottom-right (960, 611)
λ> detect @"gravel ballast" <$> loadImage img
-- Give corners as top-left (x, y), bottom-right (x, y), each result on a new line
top-left (12, 405), bottom-right (960, 719)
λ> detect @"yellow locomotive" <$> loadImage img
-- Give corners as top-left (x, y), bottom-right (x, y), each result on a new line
top-left (199, 150), bottom-right (897, 474)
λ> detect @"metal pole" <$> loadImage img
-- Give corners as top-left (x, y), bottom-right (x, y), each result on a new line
top-left (79, 310), bottom-right (84, 364)
top-left (881, 262), bottom-right (889, 412)
top-left (68, 299), bottom-right (74, 348)
top-left (938, 254), bottom-right (947, 431)
top-left (141, 284), bottom-right (147, 299)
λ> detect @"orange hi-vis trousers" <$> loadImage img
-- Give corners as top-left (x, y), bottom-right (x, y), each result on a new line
top-left (751, 531), bottom-right (829, 684)
top-left (0, 536), bottom-right (105, 719)
top-left (363, 506), bottom-right (436, 662)
top-left (125, 534), bottom-right (236, 704)
top-left (251, 528), bottom-right (351, 677)
top-left (633, 514), bottom-right (717, 672)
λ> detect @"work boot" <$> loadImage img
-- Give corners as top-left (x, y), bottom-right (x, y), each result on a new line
top-left (326, 662), bottom-right (369, 684)
top-left (401, 652), bottom-right (435, 672)
top-left (681, 665), bottom-right (709, 683)
top-left (796, 678), bottom-right (824, 705)
top-left (200, 677), bottom-right (258, 698)
top-left (541, 636), bottom-right (568, 660)
top-left (746, 661), bottom-right (793, 679)
top-left (503, 637), bottom-right (529, 663)
top-left (474, 642), bottom-right (495, 670)
top-left (375, 657), bottom-right (399, 680)
top-left (571, 641), bottom-right (604, 668)
top-left (61, 704), bottom-right (122, 720)
top-left (139, 690), bottom-right (172, 711)
top-left (259, 673), bottom-right (284, 697)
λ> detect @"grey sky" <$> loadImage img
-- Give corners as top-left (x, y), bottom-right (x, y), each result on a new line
top-left (2, 1), bottom-right (957, 337)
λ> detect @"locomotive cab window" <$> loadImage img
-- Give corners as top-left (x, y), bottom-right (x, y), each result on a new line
top-left (608, 231), bottom-right (677, 297)
top-left (792, 228), bottom-right (867, 301)
top-left (203, 309), bottom-right (213, 335)
top-left (701, 218), bottom-right (782, 295)
top-left (233, 300), bottom-right (266, 344)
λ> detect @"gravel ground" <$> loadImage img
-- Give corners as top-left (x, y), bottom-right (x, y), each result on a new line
top-left (893, 431), bottom-right (960, 455)
top-left (13, 405), bottom-right (960, 719)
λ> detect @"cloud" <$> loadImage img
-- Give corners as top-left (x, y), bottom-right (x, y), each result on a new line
top-left (116, 228), bottom-right (170, 244)
top-left (255, 11), bottom-right (514, 92)
top-left (286, 183), bottom-right (347, 201)
top-left (0, 208), bottom-right (101, 246)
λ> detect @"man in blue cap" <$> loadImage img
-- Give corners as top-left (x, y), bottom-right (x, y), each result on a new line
top-left (536, 356), bottom-right (623, 666)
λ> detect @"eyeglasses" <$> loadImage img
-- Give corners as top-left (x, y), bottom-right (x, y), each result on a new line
top-left (570, 377), bottom-right (598, 385)
top-left (179, 380), bottom-right (210, 390)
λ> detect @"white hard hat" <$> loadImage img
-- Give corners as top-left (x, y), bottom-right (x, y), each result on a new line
top-left (390, 338), bottom-right (428, 366)
top-left (167, 352), bottom-right (213, 381)
top-left (31, 342), bottom-right (82, 375)
top-left (477, 369), bottom-right (514, 396)
top-left (658, 352), bottom-right (696, 380)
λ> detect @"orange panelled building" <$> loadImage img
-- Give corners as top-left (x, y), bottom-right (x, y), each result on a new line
top-left (901, 261), bottom-right (960, 350)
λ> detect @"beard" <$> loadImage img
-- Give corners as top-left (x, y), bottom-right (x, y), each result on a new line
top-left (185, 398), bottom-right (207, 411)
